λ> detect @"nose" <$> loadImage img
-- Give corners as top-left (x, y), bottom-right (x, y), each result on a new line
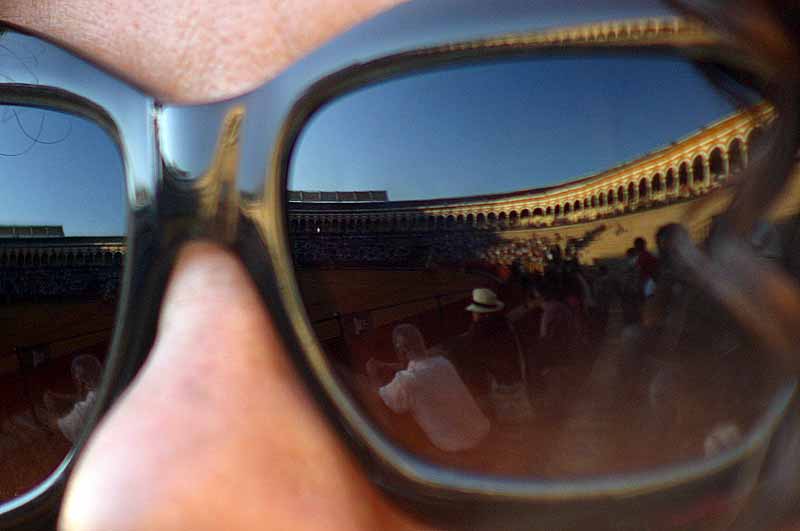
top-left (58, 242), bottom-right (417, 531)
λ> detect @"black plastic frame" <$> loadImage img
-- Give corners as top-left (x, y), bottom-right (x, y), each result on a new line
top-left (0, 3), bottom-right (798, 529)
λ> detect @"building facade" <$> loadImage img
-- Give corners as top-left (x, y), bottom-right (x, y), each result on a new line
top-left (287, 105), bottom-right (772, 235)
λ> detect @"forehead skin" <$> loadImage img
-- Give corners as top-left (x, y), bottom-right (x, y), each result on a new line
top-left (0, 0), bottom-right (407, 102)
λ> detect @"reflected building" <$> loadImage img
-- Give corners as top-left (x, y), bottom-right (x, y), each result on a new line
top-left (0, 227), bottom-right (124, 264)
top-left (0, 226), bottom-right (125, 300)
top-left (288, 104), bottom-right (785, 266)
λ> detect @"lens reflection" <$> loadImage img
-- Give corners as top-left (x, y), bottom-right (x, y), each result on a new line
top-left (288, 54), bottom-right (791, 477)
top-left (0, 105), bottom-right (125, 501)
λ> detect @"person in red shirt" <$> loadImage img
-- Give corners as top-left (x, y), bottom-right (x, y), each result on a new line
top-left (634, 237), bottom-right (659, 298)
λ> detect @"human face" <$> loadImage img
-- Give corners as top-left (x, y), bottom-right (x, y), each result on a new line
top-left (1, 2), bottom-right (417, 531)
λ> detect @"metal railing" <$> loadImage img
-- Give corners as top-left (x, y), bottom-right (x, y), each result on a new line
top-left (311, 288), bottom-right (473, 342)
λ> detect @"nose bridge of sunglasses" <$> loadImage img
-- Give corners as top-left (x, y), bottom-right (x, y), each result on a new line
top-left (156, 104), bottom-right (247, 244)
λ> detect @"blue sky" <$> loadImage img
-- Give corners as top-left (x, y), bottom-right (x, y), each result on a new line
top-left (289, 55), bottom-right (740, 201)
top-left (0, 105), bottom-right (125, 236)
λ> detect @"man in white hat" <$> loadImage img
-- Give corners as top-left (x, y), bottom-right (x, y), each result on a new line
top-left (465, 287), bottom-right (506, 315)
top-left (444, 288), bottom-right (524, 402)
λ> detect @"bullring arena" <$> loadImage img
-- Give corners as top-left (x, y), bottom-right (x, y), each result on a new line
top-left (287, 103), bottom-right (800, 480)
top-left (288, 103), bottom-right (782, 261)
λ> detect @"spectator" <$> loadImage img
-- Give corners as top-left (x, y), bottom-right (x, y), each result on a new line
top-left (537, 278), bottom-right (575, 366)
top-left (619, 247), bottom-right (644, 326)
top-left (42, 354), bottom-right (102, 443)
top-left (634, 237), bottom-right (659, 298)
top-left (443, 288), bottom-right (524, 397)
top-left (378, 324), bottom-right (490, 452)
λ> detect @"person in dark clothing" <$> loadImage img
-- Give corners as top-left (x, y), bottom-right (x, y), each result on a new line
top-left (536, 279), bottom-right (575, 367)
top-left (445, 288), bottom-right (524, 398)
top-left (588, 265), bottom-right (614, 343)
top-left (634, 237), bottom-right (659, 298)
top-left (619, 247), bottom-right (644, 325)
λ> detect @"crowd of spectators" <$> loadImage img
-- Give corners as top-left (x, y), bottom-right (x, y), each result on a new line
top-left (0, 266), bottom-right (121, 301)
top-left (291, 226), bottom-right (606, 273)
top-left (346, 223), bottom-right (768, 474)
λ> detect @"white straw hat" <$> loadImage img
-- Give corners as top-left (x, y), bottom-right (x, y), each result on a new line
top-left (466, 288), bottom-right (505, 313)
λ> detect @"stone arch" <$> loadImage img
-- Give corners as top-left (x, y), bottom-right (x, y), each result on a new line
top-left (709, 147), bottom-right (726, 180)
top-left (639, 177), bottom-right (649, 199)
top-left (591, 195), bottom-right (597, 208)
top-left (533, 208), bottom-right (543, 217)
top-left (652, 173), bottom-right (662, 193)
top-left (554, 204), bottom-right (562, 216)
top-left (617, 186), bottom-right (625, 204)
top-left (564, 202), bottom-right (571, 215)
top-left (627, 182), bottom-right (636, 203)
top-left (678, 162), bottom-right (689, 188)
top-left (466, 213), bottom-right (475, 226)
top-left (545, 207), bottom-right (552, 216)
top-left (666, 168), bottom-right (676, 192)
top-left (476, 213), bottom-right (485, 227)
top-left (574, 200), bottom-right (582, 211)
top-left (487, 212), bottom-right (497, 226)
top-left (692, 154), bottom-right (705, 184)
top-left (607, 189), bottom-right (615, 206)
top-left (509, 210), bottom-right (519, 226)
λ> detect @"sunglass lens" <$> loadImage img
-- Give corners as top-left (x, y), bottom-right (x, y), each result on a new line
top-left (286, 51), bottom-right (791, 482)
top-left (0, 104), bottom-right (125, 502)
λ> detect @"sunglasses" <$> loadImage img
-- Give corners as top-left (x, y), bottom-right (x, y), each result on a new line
top-left (2, 1), bottom-right (800, 529)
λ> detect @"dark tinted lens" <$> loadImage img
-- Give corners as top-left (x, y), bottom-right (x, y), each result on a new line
top-left (0, 105), bottom-right (125, 501)
top-left (287, 53), bottom-right (789, 479)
